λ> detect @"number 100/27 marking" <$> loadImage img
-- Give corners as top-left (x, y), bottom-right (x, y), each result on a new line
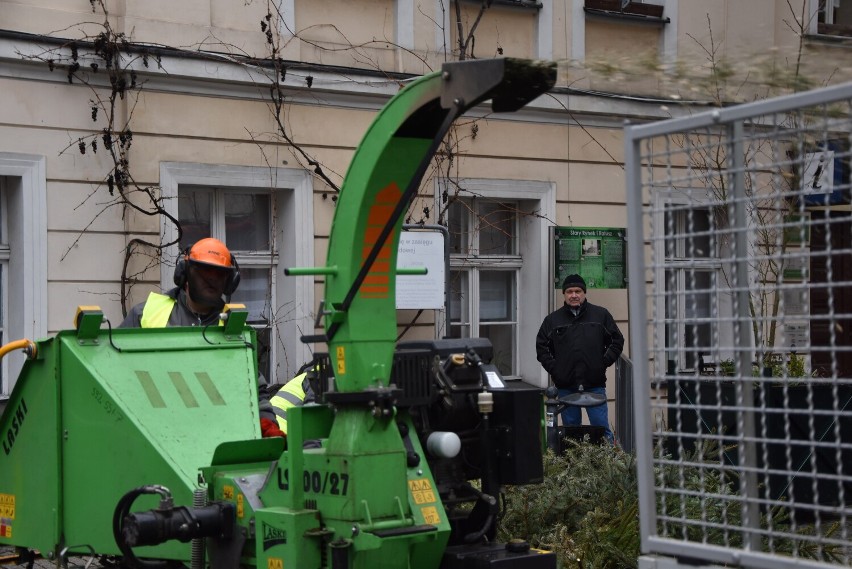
top-left (304, 470), bottom-right (349, 496)
top-left (276, 468), bottom-right (349, 496)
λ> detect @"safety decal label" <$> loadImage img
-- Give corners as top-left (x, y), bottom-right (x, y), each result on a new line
top-left (408, 478), bottom-right (436, 505)
top-left (336, 346), bottom-right (345, 375)
top-left (223, 485), bottom-right (234, 500)
top-left (0, 518), bottom-right (12, 538)
top-left (237, 494), bottom-right (244, 518)
top-left (420, 506), bottom-right (441, 525)
top-left (0, 495), bottom-right (14, 519)
top-left (266, 557), bottom-right (283, 569)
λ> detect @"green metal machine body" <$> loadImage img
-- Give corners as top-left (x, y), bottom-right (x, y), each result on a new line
top-left (0, 58), bottom-right (555, 569)
top-left (0, 310), bottom-right (260, 560)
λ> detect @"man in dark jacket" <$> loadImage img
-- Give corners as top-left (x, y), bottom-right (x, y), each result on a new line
top-left (536, 274), bottom-right (624, 443)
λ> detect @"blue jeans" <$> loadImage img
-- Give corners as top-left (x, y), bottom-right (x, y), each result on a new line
top-left (558, 386), bottom-right (613, 444)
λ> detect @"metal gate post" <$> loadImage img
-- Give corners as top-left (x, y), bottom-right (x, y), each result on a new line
top-left (727, 118), bottom-right (761, 552)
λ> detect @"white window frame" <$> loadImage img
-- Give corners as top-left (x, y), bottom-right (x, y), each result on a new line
top-left (809, 0), bottom-right (848, 34)
top-left (436, 0), bottom-right (553, 59)
top-left (160, 162), bottom-right (314, 385)
top-left (436, 177), bottom-right (554, 385)
top-left (572, 0), bottom-right (678, 63)
top-left (653, 190), bottom-right (731, 375)
top-left (449, 202), bottom-right (522, 377)
top-left (0, 154), bottom-right (48, 397)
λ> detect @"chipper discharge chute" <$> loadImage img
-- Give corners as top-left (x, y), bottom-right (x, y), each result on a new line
top-left (1, 57), bottom-right (556, 569)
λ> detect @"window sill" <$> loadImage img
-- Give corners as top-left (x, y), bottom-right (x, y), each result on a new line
top-left (584, 0), bottom-right (669, 25)
top-left (818, 23), bottom-right (852, 37)
top-left (805, 28), bottom-right (852, 44)
top-left (461, 0), bottom-right (542, 9)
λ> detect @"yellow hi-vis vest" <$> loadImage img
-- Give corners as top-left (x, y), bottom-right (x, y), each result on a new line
top-left (139, 292), bottom-right (176, 328)
top-left (269, 372), bottom-right (309, 434)
top-left (139, 292), bottom-right (225, 328)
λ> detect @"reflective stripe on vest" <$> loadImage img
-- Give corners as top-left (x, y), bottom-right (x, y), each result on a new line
top-left (140, 292), bottom-right (176, 328)
top-left (269, 372), bottom-right (308, 434)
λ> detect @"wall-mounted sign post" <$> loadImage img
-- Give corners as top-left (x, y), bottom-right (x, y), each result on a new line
top-left (553, 226), bottom-right (626, 289)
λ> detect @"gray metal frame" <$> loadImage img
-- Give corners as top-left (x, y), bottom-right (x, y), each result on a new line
top-left (626, 82), bottom-right (852, 568)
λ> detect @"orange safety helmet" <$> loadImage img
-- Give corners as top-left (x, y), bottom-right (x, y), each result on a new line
top-left (187, 237), bottom-right (234, 269)
top-left (174, 237), bottom-right (241, 295)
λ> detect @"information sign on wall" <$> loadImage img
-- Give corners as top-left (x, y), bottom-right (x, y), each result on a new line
top-left (396, 230), bottom-right (446, 309)
top-left (553, 226), bottom-right (627, 289)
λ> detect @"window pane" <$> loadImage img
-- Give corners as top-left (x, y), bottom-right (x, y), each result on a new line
top-left (666, 268), bottom-right (714, 371)
top-left (665, 206), bottom-right (713, 259)
top-left (664, 269), bottom-right (678, 371)
top-left (481, 323), bottom-right (514, 376)
top-left (479, 271), bottom-right (515, 322)
top-left (450, 270), bottom-right (469, 326)
top-left (449, 325), bottom-right (470, 339)
top-left (477, 201), bottom-right (515, 255)
top-left (255, 326), bottom-right (271, 387)
top-left (177, 188), bottom-right (212, 250)
top-left (238, 266), bottom-right (272, 382)
top-left (684, 208), bottom-right (712, 258)
top-left (448, 200), bottom-right (469, 254)
top-left (225, 193), bottom-right (270, 251)
top-left (237, 267), bottom-right (271, 323)
top-left (683, 270), bottom-right (713, 370)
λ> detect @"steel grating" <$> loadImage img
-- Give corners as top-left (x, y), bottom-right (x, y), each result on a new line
top-left (625, 82), bottom-right (852, 569)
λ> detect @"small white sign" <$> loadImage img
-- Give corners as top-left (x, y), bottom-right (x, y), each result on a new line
top-left (784, 322), bottom-right (809, 351)
top-left (802, 150), bottom-right (834, 195)
top-left (782, 288), bottom-right (809, 316)
top-left (396, 231), bottom-right (445, 310)
top-left (485, 371), bottom-right (505, 389)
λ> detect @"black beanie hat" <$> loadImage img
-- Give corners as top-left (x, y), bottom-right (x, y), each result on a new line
top-left (562, 273), bottom-right (587, 293)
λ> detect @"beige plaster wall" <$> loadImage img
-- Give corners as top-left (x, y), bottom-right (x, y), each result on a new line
top-left (0, 0), bottom-right (272, 57)
top-left (673, 0), bottom-right (821, 95)
top-left (449, 2), bottom-right (536, 60)
top-left (8, 0), bottom-right (849, 388)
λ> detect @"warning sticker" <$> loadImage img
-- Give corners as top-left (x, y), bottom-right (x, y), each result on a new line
top-left (420, 506), bottom-right (441, 525)
top-left (223, 485), bottom-right (234, 500)
top-left (237, 494), bottom-right (244, 518)
top-left (0, 494), bottom-right (14, 520)
top-left (266, 557), bottom-right (283, 569)
top-left (336, 346), bottom-right (346, 375)
top-left (408, 479), bottom-right (436, 505)
top-left (0, 520), bottom-right (12, 539)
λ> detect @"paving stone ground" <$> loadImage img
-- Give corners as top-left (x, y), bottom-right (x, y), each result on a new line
top-left (0, 547), bottom-right (104, 569)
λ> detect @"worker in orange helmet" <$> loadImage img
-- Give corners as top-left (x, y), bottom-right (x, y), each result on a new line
top-left (121, 237), bottom-right (241, 328)
top-left (120, 237), bottom-right (285, 438)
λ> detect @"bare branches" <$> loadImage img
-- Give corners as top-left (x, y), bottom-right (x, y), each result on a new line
top-left (454, 0), bottom-right (493, 60)
top-left (23, 0), bottom-right (180, 315)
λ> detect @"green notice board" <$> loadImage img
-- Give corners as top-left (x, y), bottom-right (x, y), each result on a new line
top-left (554, 226), bottom-right (626, 289)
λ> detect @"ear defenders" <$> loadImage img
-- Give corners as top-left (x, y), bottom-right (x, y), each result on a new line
top-left (173, 248), bottom-right (241, 296)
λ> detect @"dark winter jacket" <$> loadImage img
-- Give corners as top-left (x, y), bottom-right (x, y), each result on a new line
top-left (535, 300), bottom-right (624, 389)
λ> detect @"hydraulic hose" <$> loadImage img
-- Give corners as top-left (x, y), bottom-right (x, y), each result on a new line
top-left (0, 339), bottom-right (36, 361)
top-left (112, 486), bottom-right (175, 569)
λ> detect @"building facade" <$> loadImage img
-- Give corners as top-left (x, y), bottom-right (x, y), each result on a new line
top-left (1, 0), bottom-right (850, 416)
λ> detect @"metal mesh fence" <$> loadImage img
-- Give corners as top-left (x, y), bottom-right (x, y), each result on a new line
top-left (625, 83), bottom-right (852, 569)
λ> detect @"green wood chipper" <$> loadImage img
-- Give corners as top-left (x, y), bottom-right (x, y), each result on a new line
top-left (0, 58), bottom-right (556, 569)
